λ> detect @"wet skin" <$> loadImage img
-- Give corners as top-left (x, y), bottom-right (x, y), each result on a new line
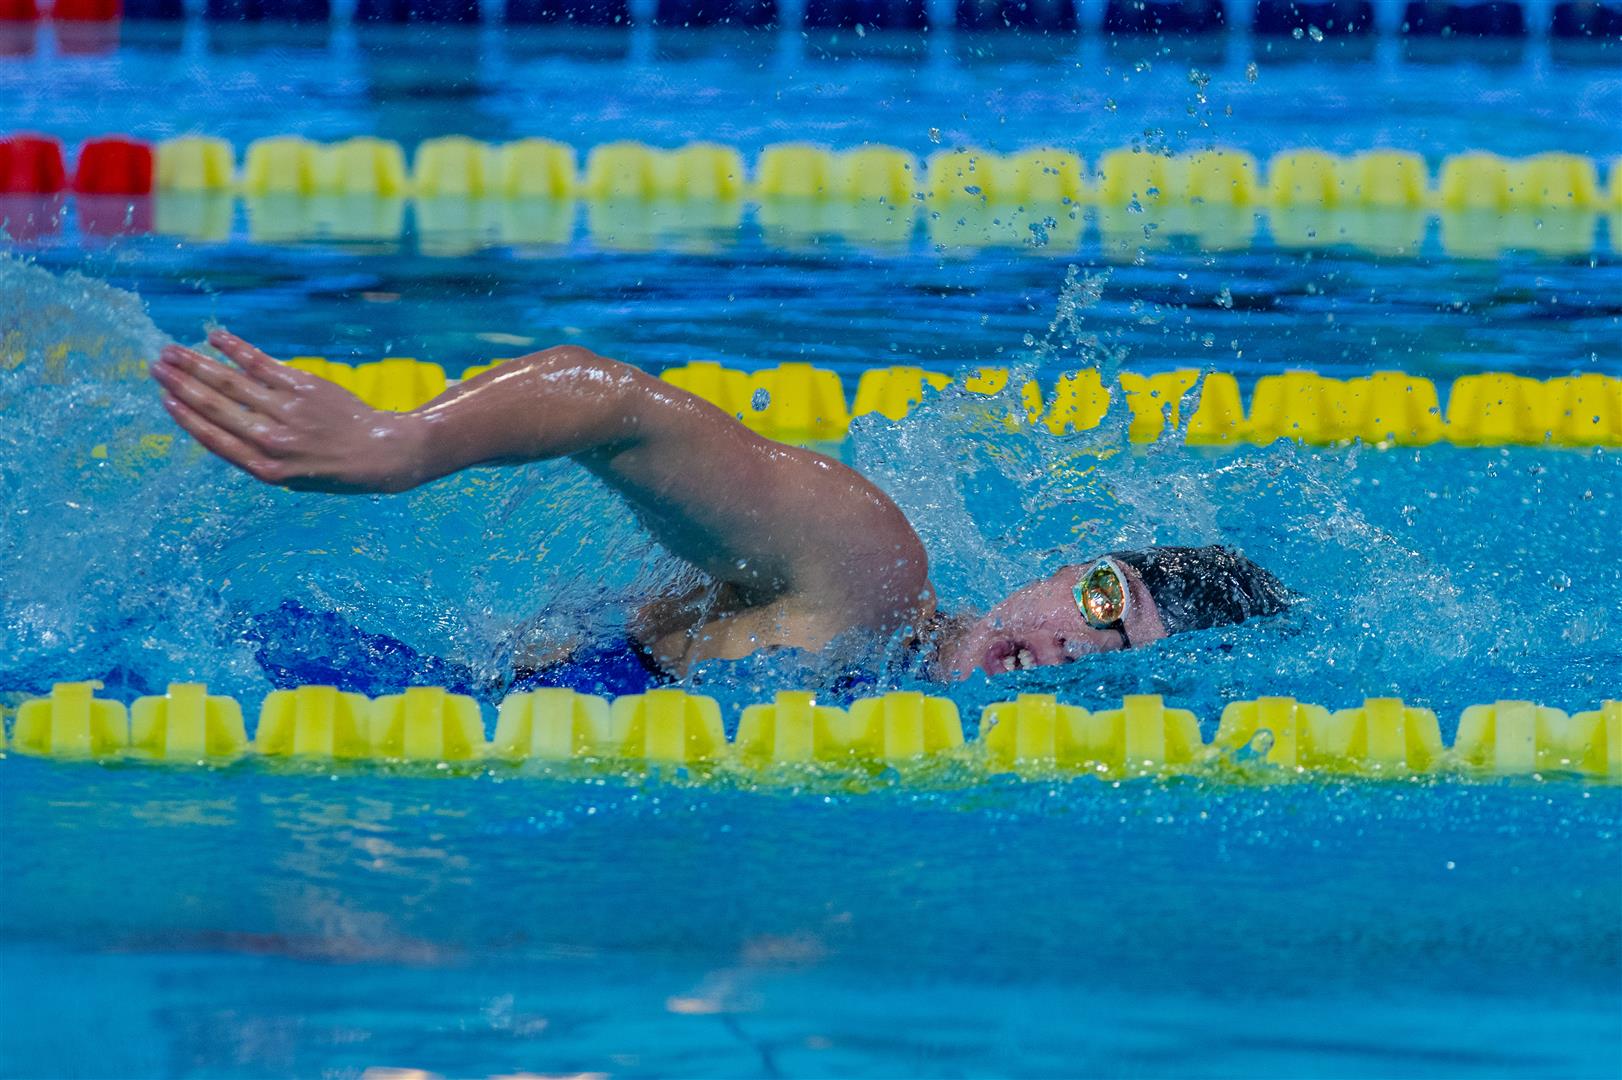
top-left (939, 561), bottom-right (1169, 678)
top-left (151, 330), bottom-right (1164, 681)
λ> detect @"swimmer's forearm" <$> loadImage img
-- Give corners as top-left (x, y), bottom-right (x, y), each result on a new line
top-left (404, 346), bottom-right (650, 481)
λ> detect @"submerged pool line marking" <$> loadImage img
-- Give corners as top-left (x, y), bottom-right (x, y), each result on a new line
top-left (77, 361), bottom-right (1622, 450)
top-left (15, 133), bottom-right (1622, 214)
top-left (3, 683), bottom-right (1618, 780)
top-left (31, 191), bottom-right (1621, 259)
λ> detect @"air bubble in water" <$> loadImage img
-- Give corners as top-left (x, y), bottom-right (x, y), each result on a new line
top-left (751, 388), bottom-right (770, 412)
top-left (1028, 217), bottom-right (1057, 248)
top-left (1187, 68), bottom-right (1210, 105)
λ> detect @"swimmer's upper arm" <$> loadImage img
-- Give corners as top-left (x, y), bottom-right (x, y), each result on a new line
top-left (415, 348), bottom-right (931, 634)
top-left (604, 386), bottom-right (932, 632)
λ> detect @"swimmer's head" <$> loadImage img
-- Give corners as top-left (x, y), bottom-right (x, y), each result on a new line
top-left (936, 544), bottom-right (1292, 680)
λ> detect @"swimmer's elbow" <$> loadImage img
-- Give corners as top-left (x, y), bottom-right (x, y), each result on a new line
top-left (828, 529), bottom-right (932, 632)
top-left (888, 534), bottom-right (935, 621)
top-left (474, 345), bottom-right (636, 395)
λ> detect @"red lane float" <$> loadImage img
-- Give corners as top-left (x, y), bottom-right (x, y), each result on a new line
top-left (0, 135), bottom-right (67, 194)
top-left (73, 137), bottom-right (153, 195)
top-left (52, 0), bottom-right (122, 18)
top-left (0, 195), bottom-right (63, 241)
top-left (0, 20), bottom-right (38, 59)
top-left (0, 0), bottom-right (39, 20)
top-left (77, 195), bottom-right (152, 236)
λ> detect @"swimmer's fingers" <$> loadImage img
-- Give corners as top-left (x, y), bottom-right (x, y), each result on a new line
top-left (205, 329), bottom-right (302, 391)
top-left (156, 344), bottom-right (279, 412)
top-left (159, 392), bottom-right (286, 485)
top-left (152, 354), bottom-right (284, 448)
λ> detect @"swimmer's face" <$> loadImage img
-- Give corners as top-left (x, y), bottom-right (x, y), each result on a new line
top-left (938, 561), bottom-right (1167, 680)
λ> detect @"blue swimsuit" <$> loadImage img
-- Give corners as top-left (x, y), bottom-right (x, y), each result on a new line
top-left (507, 637), bottom-right (670, 697)
top-left (244, 600), bottom-right (670, 701)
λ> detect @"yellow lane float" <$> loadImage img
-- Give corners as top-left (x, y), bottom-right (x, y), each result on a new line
top-left (129, 136), bottom-right (1621, 256)
top-left (10, 681), bottom-right (1617, 783)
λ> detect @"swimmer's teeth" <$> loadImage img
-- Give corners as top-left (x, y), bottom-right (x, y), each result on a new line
top-left (1000, 647), bottom-right (1037, 673)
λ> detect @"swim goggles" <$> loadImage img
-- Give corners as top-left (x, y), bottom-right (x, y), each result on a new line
top-left (1074, 558), bottom-right (1133, 647)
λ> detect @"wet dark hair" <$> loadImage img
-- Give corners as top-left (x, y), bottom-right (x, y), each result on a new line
top-left (1110, 545), bottom-right (1293, 636)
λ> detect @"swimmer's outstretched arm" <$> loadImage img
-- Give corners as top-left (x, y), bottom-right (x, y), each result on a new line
top-left (152, 331), bottom-right (931, 642)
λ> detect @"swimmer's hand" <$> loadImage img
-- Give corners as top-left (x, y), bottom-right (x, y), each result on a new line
top-left (150, 330), bottom-right (426, 494)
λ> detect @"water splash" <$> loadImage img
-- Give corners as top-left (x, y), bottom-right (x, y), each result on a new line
top-left (0, 255), bottom-right (672, 704)
top-left (851, 266), bottom-right (1621, 723)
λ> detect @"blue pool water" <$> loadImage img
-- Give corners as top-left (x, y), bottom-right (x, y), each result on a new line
top-left (2, 760), bottom-right (1619, 1076)
top-left (4, 20), bottom-right (1622, 1079)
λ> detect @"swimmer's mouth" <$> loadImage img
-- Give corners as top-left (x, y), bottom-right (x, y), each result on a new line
top-left (985, 640), bottom-right (1039, 674)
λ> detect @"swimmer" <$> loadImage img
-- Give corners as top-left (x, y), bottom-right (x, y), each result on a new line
top-left (150, 331), bottom-right (1290, 687)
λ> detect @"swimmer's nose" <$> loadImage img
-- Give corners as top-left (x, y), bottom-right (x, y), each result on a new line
top-left (1040, 635), bottom-right (1080, 664)
top-left (1058, 632), bottom-right (1109, 659)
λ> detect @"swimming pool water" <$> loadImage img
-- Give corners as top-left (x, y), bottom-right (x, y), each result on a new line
top-left (4, 18), bottom-right (1622, 1080)
top-left (4, 240), bottom-right (1619, 1080)
top-left (2, 760), bottom-right (1619, 1076)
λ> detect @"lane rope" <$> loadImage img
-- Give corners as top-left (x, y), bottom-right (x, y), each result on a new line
top-left (9, 0), bottom-right (1622, 39)
top-left (4, 681), bottom-right (1617, 781)
top-left (61, 361), bottom-right (1622, 452)
top-left (9, 134), bottom-right (1617, 255)
top-left (9, 133), bottom-right (1621, 211)
top-left (123, 358), bottom-right (1618, 448)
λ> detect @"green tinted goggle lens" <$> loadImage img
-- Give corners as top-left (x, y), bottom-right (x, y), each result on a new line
top-left (1074, 560), bottom-right (1129, 629)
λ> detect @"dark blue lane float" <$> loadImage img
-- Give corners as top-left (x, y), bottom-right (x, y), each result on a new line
top-left (506, 0), bottom-right (629, 21)
top-left (1101, 0), bottom-right (1226, 34)
top-left (1253, 0), bottom-right (1374, 34)
top-left (205, 0), bottom-right (329, 20)
top-left (355, 0), bottom-right (480, 21)
top-left (955, 0), bottom-right (1077, 32)
top-left (121, 0), bottom-right (185, 18)
top-left (1400, 0), bottom-right (1526, 34)
top-left (653, 0), bottom-right (776, 28)
top-left (1550, 0), bottom-right (1622, 36)
top-left (802, 0), bottom-right (929, 29)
